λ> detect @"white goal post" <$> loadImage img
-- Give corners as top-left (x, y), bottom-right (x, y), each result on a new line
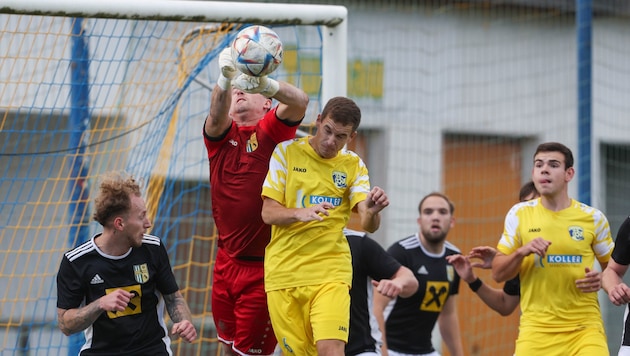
top-left (0, 0), bottom-right (348, 102)
top-left (0, 1), bottom-right (347, 354)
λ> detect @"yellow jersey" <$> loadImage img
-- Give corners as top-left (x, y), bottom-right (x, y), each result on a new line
top-left (262, 137), bottom-right (370, 291)
top-left (497, 198), bottom-right (614, 331)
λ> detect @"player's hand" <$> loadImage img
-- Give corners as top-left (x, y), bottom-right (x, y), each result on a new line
top-left (575, 267), bottom-right (601, 293)
top-left (365, 186), bottom-right (389, 214)
top-left (469, 246), bottom-right (497, 269)
top-left (232, 73), bottom-right (279, 98)
top-left (219, 47), bottom-right (237, 80)
top-left (216, 47), bottom-right (237, 90)
top-left (372, 279), bottom-right (403, 299)
top-left (294, 203), bottom-right (333, 222)
top-left (518, 237), bottom-right (551, 257)
top-left (608, 282), bottom-right (630, 306)
top-left (98, 289), bottom-right (133, 313)
top-left (445, 254), bottom-right (476, 283)
top-left (172, 319), bottom-right (197, 343)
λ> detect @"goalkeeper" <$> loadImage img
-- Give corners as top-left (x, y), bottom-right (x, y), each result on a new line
top-left (203, 46), bottom-right (308, 356)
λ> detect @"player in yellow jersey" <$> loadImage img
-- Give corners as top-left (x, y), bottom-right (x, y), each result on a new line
top-left (261, 96), bottom-right (389, 356)
top-left (492, 142), bottom-right (614, 356)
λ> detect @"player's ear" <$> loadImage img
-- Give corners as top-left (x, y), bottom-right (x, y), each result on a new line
top-left (565, 166), bottom-right (575, 182)
top-left (113, 216), bottom-right (125, 231)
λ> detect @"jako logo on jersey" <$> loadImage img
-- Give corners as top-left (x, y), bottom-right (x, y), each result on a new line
top-left (547, 255), bottom-right (582, 264)
top-left (247, 349), bottom-right (263, 354)
top-left (528, 228), bottom-right (541, 233)
top-left (293, 167), bottom-right (306, 172)
top-left (228, 139), bottom-right (237, 146)
top-left (568, 226), bottom-right (584, 241)
top-left (332, 171), bottom-right (347, 188)
top-left (309, 195), bottom-right (342, 206)
top-left (133, 263), bottom-right (149, 284)
top-left (246, 132), bottom-right (258, 152)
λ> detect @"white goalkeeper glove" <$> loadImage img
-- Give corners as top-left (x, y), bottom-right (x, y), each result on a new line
top-left (217, 47), bottom-right (237, 90)
top-left (232, 73), bottom-right (280, 98)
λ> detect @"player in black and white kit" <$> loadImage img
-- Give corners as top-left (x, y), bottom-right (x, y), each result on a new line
top-left (603, 216), bottom-right (630, 356)
top-left (56, 172), bottom-right (197, 355)
top-left (374, 192), bottom-right (464, 356)
top-left (344, 229), bottom-right (418, 356)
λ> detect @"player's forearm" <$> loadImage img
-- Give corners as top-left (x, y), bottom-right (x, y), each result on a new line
top-left (602, 266), bottom-right (623, 294)
top-left (164, 291), bottom-right (193, 324)
top-left (475, 284), bottom-right (516, 316)
top-left (438, 317), bottom-right (464, 356)
top-left (261, 205), bottom-right (300, 225)
top-left (273, 82), bottom-right (308, 122)
top-left (57, 301), bottom-right (103, 336)
top-left (373, 306), bottom-right (388, 352)
top-left (393, 267), bottom-right (419, 298)
top-left (206, 86), bottom-right (231, 136)
top-left (492, 253), bottom-right (522, 283)
top-left (359, 210), bottom-right (381, 233)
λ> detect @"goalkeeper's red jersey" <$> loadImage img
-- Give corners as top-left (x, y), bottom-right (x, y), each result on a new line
top-left (203, 107), bottom-right (299, 258)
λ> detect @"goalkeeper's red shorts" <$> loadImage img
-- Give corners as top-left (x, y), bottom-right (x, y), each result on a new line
top-left (211, 248), bottom-right (276, 355)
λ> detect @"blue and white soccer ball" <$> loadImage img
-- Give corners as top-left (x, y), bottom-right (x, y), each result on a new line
top-left (231, 25), bottom-right (283, 77)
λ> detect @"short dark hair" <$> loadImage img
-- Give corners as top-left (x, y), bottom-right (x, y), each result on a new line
top-left (534, 142), bottom-right (574, 169)
top-left (518, 181), bottom-right (539, 202)
top-left (418, 192), bottom-right (455, 215)
top-left (320, 96), bottom-right (361, 131)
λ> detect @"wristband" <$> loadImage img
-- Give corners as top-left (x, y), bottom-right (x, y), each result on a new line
top-left (468, 277), bottom-right (482, 292)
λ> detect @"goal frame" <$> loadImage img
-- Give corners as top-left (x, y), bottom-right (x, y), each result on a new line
top-left (0, 0), bottom-right (348, 103)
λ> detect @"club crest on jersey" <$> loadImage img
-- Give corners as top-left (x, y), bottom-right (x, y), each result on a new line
top-left (246, 132), bottom-right (259, 152)
top-left (133, 264), bottom-right (149, 284)
top-left (568, 226), bottom-right (584, 241)
top-left (446, 265), bottom-right (455, 282)
top-left (332, 171), bottom-right (347, 188)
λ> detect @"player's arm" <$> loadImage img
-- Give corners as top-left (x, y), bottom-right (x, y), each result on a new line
top-left (371, 265), bottom-right (418, 299)
top-left (372, 288), bottom-right (391, 354)
top-left (273, 81), bottom-right (309, 123)
top-left (164, 291), bottom-right (197, 343)
top-left (355, 186), bottom-right (389, 233)
top-left (476, 284), bottom-right (520, 316)
top-left (437, 296), bottom-right (464, 356)
top-left (261, 196), bottom-right (334, 225)
top-left (57, 289), bottom-right (132, 336)
top-left (492, 252), bottom-right (523, 283)
top-left (205, 48), bottom-right (235, 137)
top-left (602, 258), bottom-right (630, 306)
top-left (446, 254), bottom-right (519, 316)
top-left (492, 237), bottom-right (551, 282)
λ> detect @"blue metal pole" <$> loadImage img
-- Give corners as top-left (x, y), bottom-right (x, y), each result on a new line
top-left (577, 0), bottom-right (592, 205)
top-left (67, 17), bottom-right (91, 356)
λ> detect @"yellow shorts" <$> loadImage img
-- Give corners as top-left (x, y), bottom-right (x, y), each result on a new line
top-left (267, 282), bottom-right (350, 355)
top-left (515, 325), bottom-right (607, 356)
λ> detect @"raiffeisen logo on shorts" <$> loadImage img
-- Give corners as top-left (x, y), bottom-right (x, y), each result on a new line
top-left (547, 254), bottom-right (582, 266)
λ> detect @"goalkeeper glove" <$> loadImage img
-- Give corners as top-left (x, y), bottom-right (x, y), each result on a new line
top-left (217, 47), bottom-right (237, 90)
top-left (232, 73), bottom-right (280, 98)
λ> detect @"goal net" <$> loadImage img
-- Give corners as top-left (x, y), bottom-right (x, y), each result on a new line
top-left (0, 1), bottom-right (346, 354)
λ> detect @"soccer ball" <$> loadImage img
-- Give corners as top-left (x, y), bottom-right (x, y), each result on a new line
top-left (231, 25), bottom-right (283, 77)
